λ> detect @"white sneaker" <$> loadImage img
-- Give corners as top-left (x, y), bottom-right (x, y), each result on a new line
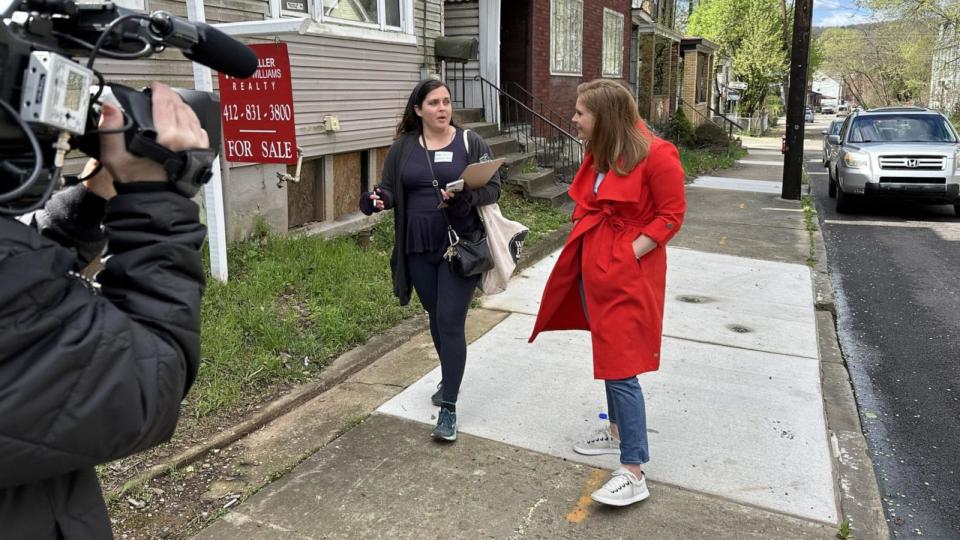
top-left (590, 468), bottom-right (650, 507)
top-left (572, 428), bottom-right (620, 456)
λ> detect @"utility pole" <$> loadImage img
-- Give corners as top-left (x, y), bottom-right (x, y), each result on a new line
top-left (782, 0), bottom-right (814, 200)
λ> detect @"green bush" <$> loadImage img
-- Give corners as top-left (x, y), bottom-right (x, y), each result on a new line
top-left (662, 108), bottom-right (695, 147)
top-left (693, 122), bottom-right (733, 149)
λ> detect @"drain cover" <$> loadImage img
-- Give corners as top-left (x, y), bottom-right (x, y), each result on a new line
top-left (676, 295), bottom-right (711, 304)
top-left (726, 324), bottom-right (752, 334)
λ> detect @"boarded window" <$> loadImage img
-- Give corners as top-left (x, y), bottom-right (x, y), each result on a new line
top-left (322, 0), bottom-right (402, 28)
top-left (602, 9), bottom-right (624, 78)
top-left (551, 0), bottom-right (583, 76)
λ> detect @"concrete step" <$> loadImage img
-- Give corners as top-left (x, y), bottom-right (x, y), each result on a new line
top-left (454, 108), bottom-right (484, 123)
top-left (500, 150), bottom-right (539, 178)
top-left (505, 168), bottom-right (556, 194)
top-left (485, 135), bottom-right (520, 157)
top-left (462, 121), bottom-right (500, 139)
top-left (526, 183), bottom-right (571, 208)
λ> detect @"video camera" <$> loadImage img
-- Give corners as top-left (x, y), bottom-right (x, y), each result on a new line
top-left (0, 0), bottom-right (258, 215)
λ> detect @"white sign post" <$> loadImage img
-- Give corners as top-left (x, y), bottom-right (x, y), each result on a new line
top-left (185, 0), bottom-right (228, 283)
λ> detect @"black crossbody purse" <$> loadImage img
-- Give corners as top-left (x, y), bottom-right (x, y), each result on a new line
top-left (421, 135), bottom-right (494, 277)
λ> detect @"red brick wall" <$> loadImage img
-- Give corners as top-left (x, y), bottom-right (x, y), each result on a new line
top-left (530, 0), bottom-right (633, 124)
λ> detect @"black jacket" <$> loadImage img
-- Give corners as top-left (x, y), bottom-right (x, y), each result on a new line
top-left (0, 183), bottom-right (206, 538)
top-left (360, 129), bottom-right (501, 305)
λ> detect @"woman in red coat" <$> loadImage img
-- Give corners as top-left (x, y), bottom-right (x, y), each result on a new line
top-left (529, 80), bottom-right (686, 507)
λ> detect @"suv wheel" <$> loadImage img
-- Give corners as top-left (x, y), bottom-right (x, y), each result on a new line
top-left (954, 204), bottom-right (960, 218)
top-left (836, 184), bottom-right (852, 213)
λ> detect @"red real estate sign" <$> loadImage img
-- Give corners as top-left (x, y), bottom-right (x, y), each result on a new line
top-left (218, 43), bottom-right (298, 164)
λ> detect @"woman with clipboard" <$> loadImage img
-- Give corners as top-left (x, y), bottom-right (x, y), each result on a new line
top-left (359, 79), bottom-right (501, 442)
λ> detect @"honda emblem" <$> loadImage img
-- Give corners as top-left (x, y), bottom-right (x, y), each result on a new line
top-left (906, 159), bottom-right (919, 168)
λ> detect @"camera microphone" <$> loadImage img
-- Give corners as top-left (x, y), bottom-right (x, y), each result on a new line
top-left (148, 12), bottom-right (258, 79)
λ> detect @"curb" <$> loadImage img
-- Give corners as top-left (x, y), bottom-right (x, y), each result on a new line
top-left (810, 208), bottom-right (889, 539)
top-left (114, 218), bottom-right (575, 496)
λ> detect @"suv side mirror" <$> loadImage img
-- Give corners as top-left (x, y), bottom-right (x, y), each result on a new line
top-left (828, 135), bottom-right (841, 145)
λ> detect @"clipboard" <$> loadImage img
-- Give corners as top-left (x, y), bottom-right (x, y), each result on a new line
top-left (460, 158), bottom-right (505, 188)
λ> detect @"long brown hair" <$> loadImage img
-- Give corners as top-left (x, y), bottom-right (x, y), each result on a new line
top-left (395, 79), bottom-right (459, 138)
top-left (577, 79), bottom-right (650, 176)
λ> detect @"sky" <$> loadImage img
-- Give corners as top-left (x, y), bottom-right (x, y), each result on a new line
top-left (812, 0), bottom-right (877, 27)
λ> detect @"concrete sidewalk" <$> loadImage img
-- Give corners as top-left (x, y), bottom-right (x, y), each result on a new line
top-left (196, 141), bottom-right (883, 539)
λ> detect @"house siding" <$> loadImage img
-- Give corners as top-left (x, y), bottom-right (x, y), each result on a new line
top-left (443, 0), bottom-right (482, 108)
top-left (88, 0), bottom-right (443, 239)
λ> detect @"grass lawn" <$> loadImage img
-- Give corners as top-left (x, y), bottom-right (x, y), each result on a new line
top-left (190, 189), bottom-right (568, 418)
top-left (679, 145), bottom-right (748, 177)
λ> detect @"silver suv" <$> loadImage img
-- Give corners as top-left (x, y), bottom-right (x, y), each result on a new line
top-left (827, 107), bottom-right (960, 216)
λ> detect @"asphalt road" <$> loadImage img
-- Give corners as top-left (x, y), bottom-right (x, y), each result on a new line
top-left (805, 116), bottom-right (960, 539)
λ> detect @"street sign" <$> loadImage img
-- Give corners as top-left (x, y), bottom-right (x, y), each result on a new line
top-left (218, 43), bottom-right (298, 164)
top-left (728, 81), bottom-right (748, 90)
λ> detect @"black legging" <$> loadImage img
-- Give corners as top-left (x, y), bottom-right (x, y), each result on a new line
top-left (407, 250), bottom-right (480, 405)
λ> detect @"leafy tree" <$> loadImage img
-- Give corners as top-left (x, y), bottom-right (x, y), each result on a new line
top-left (817, 20), bottom-right (935, 107)
top-left (859, 0), bottom-right (960, 27)
top-left (687, 0), bottom-right (790, 115)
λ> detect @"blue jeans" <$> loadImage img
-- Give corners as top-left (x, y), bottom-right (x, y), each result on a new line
top-left (581, 279), bottom-right (649, 465)
top-left (605, 377), bottom-right (650, 465)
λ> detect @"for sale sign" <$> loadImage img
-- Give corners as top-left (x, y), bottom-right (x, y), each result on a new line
top-left (218, 43), bottom-right (298, 164)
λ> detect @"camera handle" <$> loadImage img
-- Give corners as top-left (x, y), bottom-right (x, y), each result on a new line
top-left (126, 133), bottom-right (215, 198)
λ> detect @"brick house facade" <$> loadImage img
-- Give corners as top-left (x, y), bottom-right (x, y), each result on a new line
top-left (679, 37), bottom-right (718, 126)
top-left (528, 0), bottom-right (634, 124)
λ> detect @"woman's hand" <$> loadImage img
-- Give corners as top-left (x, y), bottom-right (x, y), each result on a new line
top-left (440, 189), bottom-right (456, 201)
top-left (368, 187), bottom-right (385, 210)
top-left (632, 234), bottom-right (657, 259)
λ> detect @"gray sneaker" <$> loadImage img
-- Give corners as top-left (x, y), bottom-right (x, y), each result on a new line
top-left (573, 427), bottom-right (621, 456)
top-left (431, 382), bottom-right (443, 407)
top-left (431, 408), bottom-right (457, 442)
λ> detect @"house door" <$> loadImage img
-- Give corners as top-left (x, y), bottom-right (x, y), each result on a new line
top-left (499, 0), bottom-right (530, 98)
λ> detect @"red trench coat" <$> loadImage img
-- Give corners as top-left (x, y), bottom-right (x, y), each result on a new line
top-left (529, 136), bottom-right (686, 380)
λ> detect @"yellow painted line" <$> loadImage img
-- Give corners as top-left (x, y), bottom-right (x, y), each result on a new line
top-left (565, 469), bottom-right (607, 524)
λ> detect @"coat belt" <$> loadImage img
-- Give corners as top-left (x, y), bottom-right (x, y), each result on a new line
top-left (579, 206), bottom-right (647, 272)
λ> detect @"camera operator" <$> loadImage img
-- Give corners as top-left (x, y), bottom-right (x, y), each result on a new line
top-left (0, 82), bottom-right (209, 538)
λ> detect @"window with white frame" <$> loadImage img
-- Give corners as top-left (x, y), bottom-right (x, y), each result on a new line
top-left (602, 8), bottom-right (624, 78)
top-left (551, 0), bottom-right (583, 76)
top-left (277, 0), bottom-right (406, 32)
top-left (322, 0), bottom-right (401, 28)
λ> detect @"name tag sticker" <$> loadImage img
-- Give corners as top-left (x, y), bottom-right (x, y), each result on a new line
top-left (434, 151), bottom-right (454, 163)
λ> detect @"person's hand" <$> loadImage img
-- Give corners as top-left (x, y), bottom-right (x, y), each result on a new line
top-left (369, 188), bottom-right (384, 210)
top-left (632, 234), bottom-right (657, 259)
top-left (80, 159), bottom-right (116, 200)
top-left (99, 82), bottom-right (210, 183)
top-left (440, 189), bottom-right (456, 201)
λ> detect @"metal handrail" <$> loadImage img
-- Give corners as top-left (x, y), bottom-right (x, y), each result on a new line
top-left (449, 74), bottom-right (583, 183)
top-left (679, 97), bottom-right (744, 135)
top-left (505, 81), bottom-right (578, 135)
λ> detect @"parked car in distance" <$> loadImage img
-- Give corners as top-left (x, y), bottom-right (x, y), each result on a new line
top-left (821, 104), bottom-right (836, 115)
top-left (827, 106), bottom-right (960, 216)
top-left (836, 104), bottom-right (849, 116)
top-left (822, 119), bottom-right (844, 167)
top-left (804, 107), bottom-right (814, 123)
